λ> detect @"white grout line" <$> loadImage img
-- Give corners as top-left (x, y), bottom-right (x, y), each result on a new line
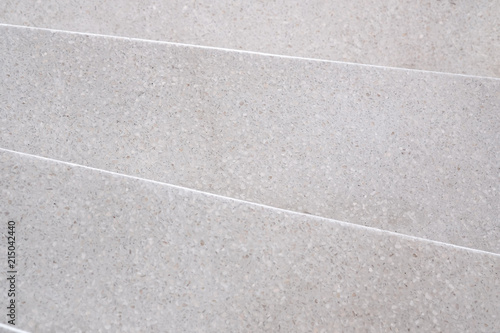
top-left (0, 323), bottom-right (31, 333)
top-left (1, 23), bottom-right (499, 81)
top-left (1, 147), bottom-right (499, 258)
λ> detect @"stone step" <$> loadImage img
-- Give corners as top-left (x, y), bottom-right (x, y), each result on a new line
top-left (1, 149), bottom-right (499, 332)
top-left (0, 0), bottom-right (498, 77)
top-left (1, 24), bottom-right (499, 253)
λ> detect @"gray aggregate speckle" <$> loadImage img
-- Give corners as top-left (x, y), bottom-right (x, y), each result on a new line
top-left (0, 27), bottom-right (500, 252)
top-left (1, 26), bottom-right (499, 253)
top-left (1, 150), bottom-right (499, 332)
top-left (0, 0), bottom-right (499, 77)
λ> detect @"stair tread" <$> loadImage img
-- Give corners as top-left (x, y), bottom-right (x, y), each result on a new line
top-left (1, 24), bottom-right (499, 253)
top-left (0, 0), bottom-right (499, 77)
top-left (1, 148), bottom-right (499, 332)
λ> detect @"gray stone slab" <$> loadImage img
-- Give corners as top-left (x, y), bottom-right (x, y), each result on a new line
top-left (1, 149), bottom-right (499, 332)
top-left (1, 25), bottom-right (499, 253)
top-left (0, 0), bottom-right (499, 77)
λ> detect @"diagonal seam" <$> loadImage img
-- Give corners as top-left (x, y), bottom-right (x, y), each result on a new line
top-left (1, 146), bottom-right (499, 258)
top-left (1, 23), bottom-right (499, 81)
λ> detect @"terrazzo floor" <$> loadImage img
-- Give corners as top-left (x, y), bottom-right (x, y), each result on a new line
top-left (1, 2), bottom-right (499, 332)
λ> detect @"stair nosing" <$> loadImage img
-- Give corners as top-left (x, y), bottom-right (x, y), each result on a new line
top-left (2, 23), bottom-right (499, 81)
top-left (0, 322), bottom-right (31, 333)
top-left (2, 146), bottom-right (499, 258)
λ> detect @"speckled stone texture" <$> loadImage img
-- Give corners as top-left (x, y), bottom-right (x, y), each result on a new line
top-left (0, 0), bottom-right (499, 77)
top-left (1, 25), bottom-right (499, 254)
top-left (1, 150), bottom-right (499, 332)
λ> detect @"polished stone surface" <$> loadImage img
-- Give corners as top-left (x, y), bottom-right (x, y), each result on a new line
top-left (0, 0), bottom-right (499, 77)
top-left (1, 149), bottom-right (499, 332)
top-left (1, 25), bottom-right (499, 253)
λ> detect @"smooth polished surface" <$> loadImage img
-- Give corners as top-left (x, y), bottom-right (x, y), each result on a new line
top-left (1, 149), bottom-right (499, 332)
top-left (1, 0), bottom-right (499, 77)
top-left (1, 25), bottom-right (499, 253)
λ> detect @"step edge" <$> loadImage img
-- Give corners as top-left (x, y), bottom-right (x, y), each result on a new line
top-left (0, 322), bottom-right (31, 333)
top-left (2, 146), bottom-right (499, 258)
top-left (2, 23), bottom-right (499, 81)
